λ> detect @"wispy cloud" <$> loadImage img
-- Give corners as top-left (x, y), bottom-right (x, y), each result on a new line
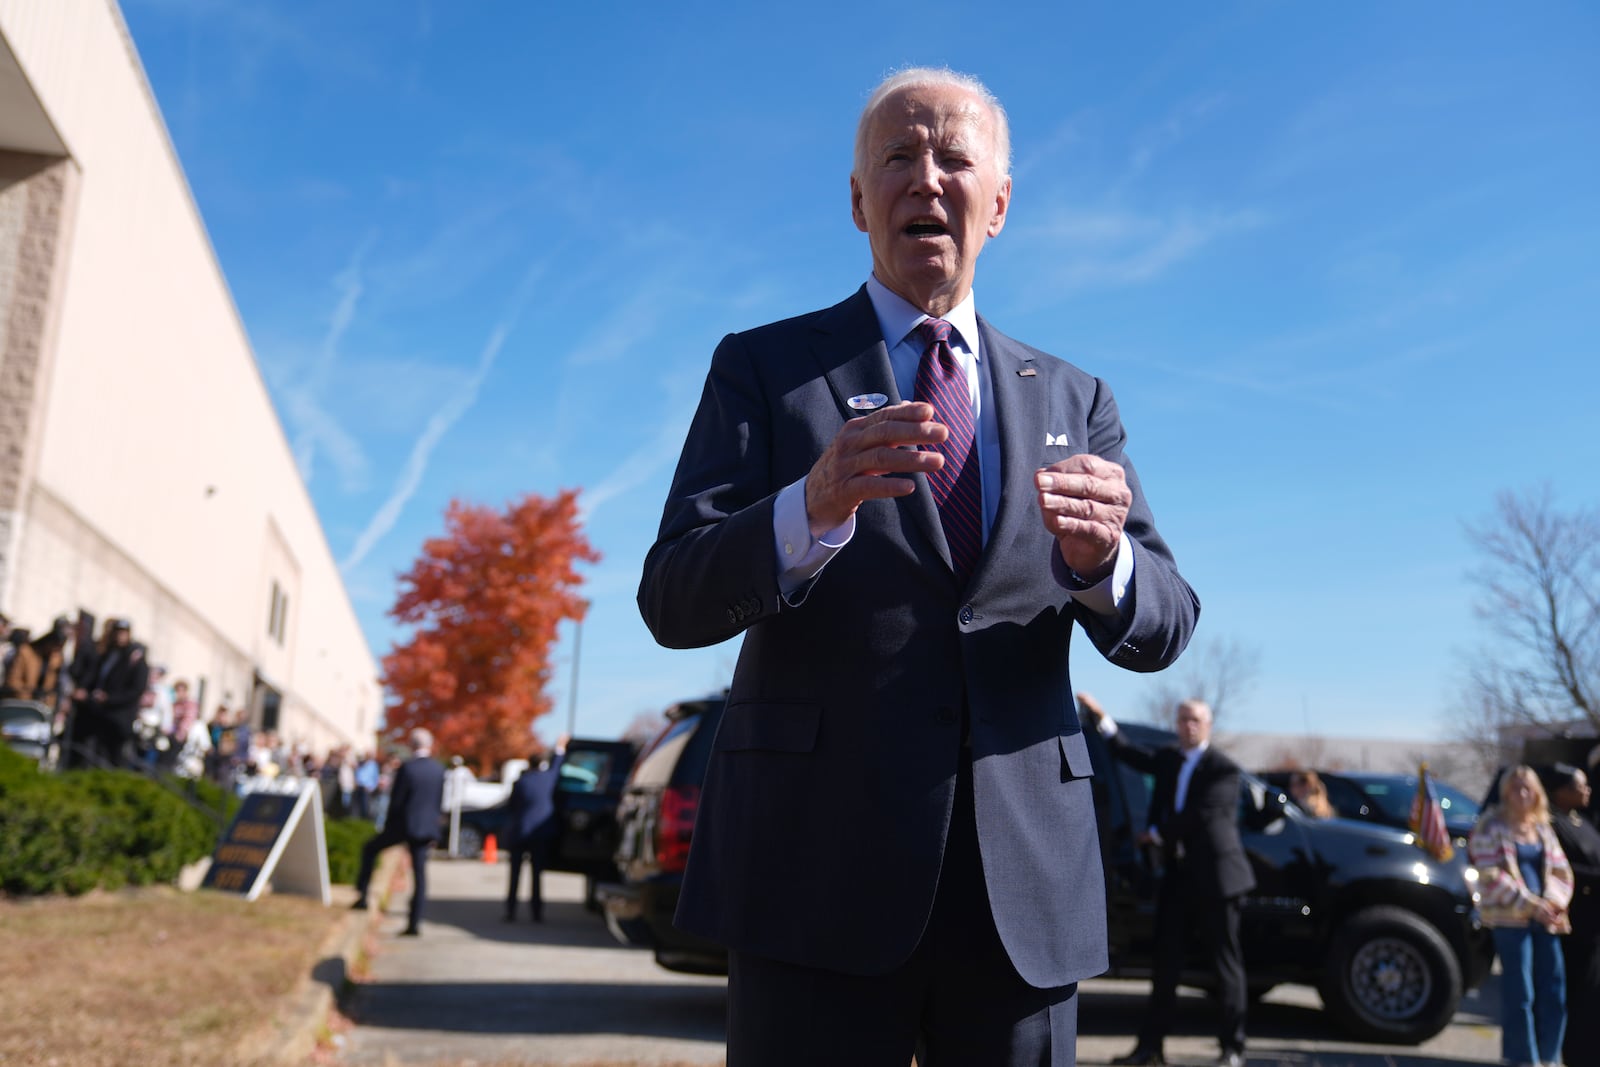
top-left (577, 407), bottom-right (699, 526)
top-left (338, 261), bottom-right (547, 573)
top-left (287, 239), bottom-right (374, 490)
top-left (1122, 93), bottom-right (1228, 187)
top-left (130, 0), bottom-right (388, 86)
top-left (1010, 207), bottom-right (1265, 297)
top-left (285, 390), bottom-right (368, 490)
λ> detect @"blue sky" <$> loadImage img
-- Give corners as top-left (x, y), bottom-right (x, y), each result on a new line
top-left (119, 1), bottom-right (1599, 743)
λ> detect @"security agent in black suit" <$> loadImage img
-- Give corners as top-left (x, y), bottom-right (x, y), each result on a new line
top-left (504, 733), bottom-right (568, 922)
top-left (352, 728), bottom-right (445, 936)
top-left (1080, 693), bottom-right (1254, 1067)
top-left (1544, 762), bottom-right (1600, 1067)
top-left (71, 619), bottom-right (150, 770)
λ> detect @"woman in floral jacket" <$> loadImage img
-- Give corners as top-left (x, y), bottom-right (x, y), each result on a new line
top-left (1469, 765), bottom-right (1574, 1066)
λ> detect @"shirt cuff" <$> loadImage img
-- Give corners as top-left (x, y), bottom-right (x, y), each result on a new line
top-left (1053, 532), bottom-right (1135, 616)
top-left (775, 477), bottom-right (853, 598)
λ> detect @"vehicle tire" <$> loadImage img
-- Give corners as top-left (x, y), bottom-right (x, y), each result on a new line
top-left (456, 823), bottom-right (484, 859)
top-left (1321, 904), bottom-right (1462, 1044)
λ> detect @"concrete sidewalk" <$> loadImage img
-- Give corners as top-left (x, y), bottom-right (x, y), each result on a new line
top-left (333, 855), bottom-right (727, 1066)
top-left (330, 854), bottom-right (1501, 1066)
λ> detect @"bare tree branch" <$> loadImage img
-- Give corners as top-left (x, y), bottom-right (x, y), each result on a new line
top-left (1141, 635), bottom-right (1264, 725)
top-left (1458, 485), bottom-right (1600, 744)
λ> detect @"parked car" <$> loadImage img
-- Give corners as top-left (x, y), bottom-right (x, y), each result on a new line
top-left (596, 694), bottom-right (727, 974)
top-left (1259, 769), bottom-right (1480, 842)
top-left (600, 706), bottom-right (1492, 1044)
top-left (0, 699), bottom-right (53, 765)
top-left (453, 736), bottom-right (638, 907)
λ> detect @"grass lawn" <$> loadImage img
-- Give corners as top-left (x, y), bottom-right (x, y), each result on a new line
top-left (0, 885), bottom-right (341, 1066)
top-left (0, 880), bottom-right (723, 1067)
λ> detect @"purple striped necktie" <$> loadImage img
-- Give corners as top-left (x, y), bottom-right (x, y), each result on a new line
top-left (913, 318), bottom-right (982, 584)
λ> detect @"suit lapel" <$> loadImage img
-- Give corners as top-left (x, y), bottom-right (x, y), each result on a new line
top-left (972, 317), bottom-right (1045, 589)
top-left (810, 288), bottom-right (948, 573)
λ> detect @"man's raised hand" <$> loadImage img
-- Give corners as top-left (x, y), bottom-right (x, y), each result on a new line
top-left (1035, 454), bottom-right (1131, 581)
top-left (805, 401), bottom-right (948, 538)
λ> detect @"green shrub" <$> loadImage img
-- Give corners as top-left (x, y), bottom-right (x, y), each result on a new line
top-left (0, 747), bottom-right (217, 895)
top-left (322, 815), bottom-right (377, 885)
top-left (0, 746), bottom-right (379, 894)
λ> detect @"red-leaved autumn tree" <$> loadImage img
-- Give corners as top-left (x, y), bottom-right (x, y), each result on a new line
top-left (381, 490), bottom-right (598, 772)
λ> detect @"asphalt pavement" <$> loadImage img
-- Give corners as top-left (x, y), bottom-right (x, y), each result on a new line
top-left (334, 856), bottom-right (1504, 1067)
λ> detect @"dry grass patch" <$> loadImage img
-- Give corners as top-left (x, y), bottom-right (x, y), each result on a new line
top-left (0, 886), bottom-right (343, 1066)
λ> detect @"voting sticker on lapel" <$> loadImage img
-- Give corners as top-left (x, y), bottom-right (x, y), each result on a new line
top-left (847, 392), bottom-right (889, 415)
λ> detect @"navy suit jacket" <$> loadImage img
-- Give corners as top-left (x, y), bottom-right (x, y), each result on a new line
top-left (639, 287), bottom-right (1200, 988)
top-left (507, 754), bottom-right (565, 845)
top-left (388, 755), bottom-right (445, 843)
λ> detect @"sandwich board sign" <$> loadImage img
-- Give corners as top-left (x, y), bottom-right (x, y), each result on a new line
top-left (201, 779), bottom-right (331, 904)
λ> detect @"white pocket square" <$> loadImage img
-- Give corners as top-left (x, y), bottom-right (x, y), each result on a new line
top-left (1045, 432), bottom-right (1070, 447)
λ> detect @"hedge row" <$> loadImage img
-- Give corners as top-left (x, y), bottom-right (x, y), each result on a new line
top-left (0, 746), bottom-right (375, 896)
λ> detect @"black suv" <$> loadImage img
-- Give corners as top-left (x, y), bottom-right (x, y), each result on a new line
top-left (1259, 769), bottom-right (1480, 843)
top-left (596, 694), bottom-right (728, 974)
top-left (454, 736), bottom-right (637, 905)
top-left (600, 708), bottom-right (1492, 1045)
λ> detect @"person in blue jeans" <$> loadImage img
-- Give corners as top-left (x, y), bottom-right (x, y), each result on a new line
top-left (1470, 765), bottom-right (1574, 1066)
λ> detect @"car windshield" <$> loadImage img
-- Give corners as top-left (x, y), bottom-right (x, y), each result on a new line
top-left (1355, 776), bottom-right (1479, 824)
top-left (557, 759), bottom-right (603, 792)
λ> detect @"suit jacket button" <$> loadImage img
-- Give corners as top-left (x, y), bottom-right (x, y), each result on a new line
top-left (935, 706), bottom-right (958, 725)
top-left (958, 605), bottom-right (974, 625)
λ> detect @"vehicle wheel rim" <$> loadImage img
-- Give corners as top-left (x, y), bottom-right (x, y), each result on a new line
top-left (1348, 935), bottom-right (1432, 1021)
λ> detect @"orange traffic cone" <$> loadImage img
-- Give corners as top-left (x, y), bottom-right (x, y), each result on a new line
top-left (482, 833), bottom-right (498, 864)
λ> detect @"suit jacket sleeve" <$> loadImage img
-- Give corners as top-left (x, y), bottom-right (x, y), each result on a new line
top-left (638, 329), bottom-right (788, 649)
top-left (1103, 727), bottom-right (1162, 775)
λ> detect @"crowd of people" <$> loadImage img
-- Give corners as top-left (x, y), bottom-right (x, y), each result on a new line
top-left (1, 608), bottom-right (399, 825)
top-left (1276, 757), bottom-right (1599, 1067)
top-left (1463, 761), bottom-right (1599, 1067)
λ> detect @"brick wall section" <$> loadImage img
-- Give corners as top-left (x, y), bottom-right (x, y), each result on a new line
top-left (0, 154), bottom-right (69, 603)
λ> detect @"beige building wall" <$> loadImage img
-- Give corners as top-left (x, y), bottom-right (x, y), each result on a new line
top-left (0, 0), bottom-right (378, 752)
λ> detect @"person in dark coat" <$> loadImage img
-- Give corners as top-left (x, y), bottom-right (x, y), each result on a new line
top-left (351, 729), bottom-right (445, 935)
top-left (504, 733), bottom-right (570, 922)
top-left (71, 619), bottom-right (149, 770)
top-left (1081, 692), bottom-right (1255, 1067)
top-left (1544, 762), bottom-right (1600, 1066)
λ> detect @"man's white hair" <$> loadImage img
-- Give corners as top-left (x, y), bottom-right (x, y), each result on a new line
top-left (410, 728), bottom-right (434, 752)
top-left (853, 67), bottom-right (1012, 181)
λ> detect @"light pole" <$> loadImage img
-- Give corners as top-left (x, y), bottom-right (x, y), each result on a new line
top-left (565, 602), bottom-right (587, 737)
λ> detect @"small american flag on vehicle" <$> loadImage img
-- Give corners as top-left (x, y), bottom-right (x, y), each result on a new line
top-left (1408, 762), bottom-right (1455, 862)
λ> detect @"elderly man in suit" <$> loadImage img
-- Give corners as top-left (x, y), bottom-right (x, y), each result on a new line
top-left (352, 728), bottom-right (445, 936)
top-left (639, 67), bottom-right (1199, 1066)
top-left (1080, 692), bottom-right (1254, 1067)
